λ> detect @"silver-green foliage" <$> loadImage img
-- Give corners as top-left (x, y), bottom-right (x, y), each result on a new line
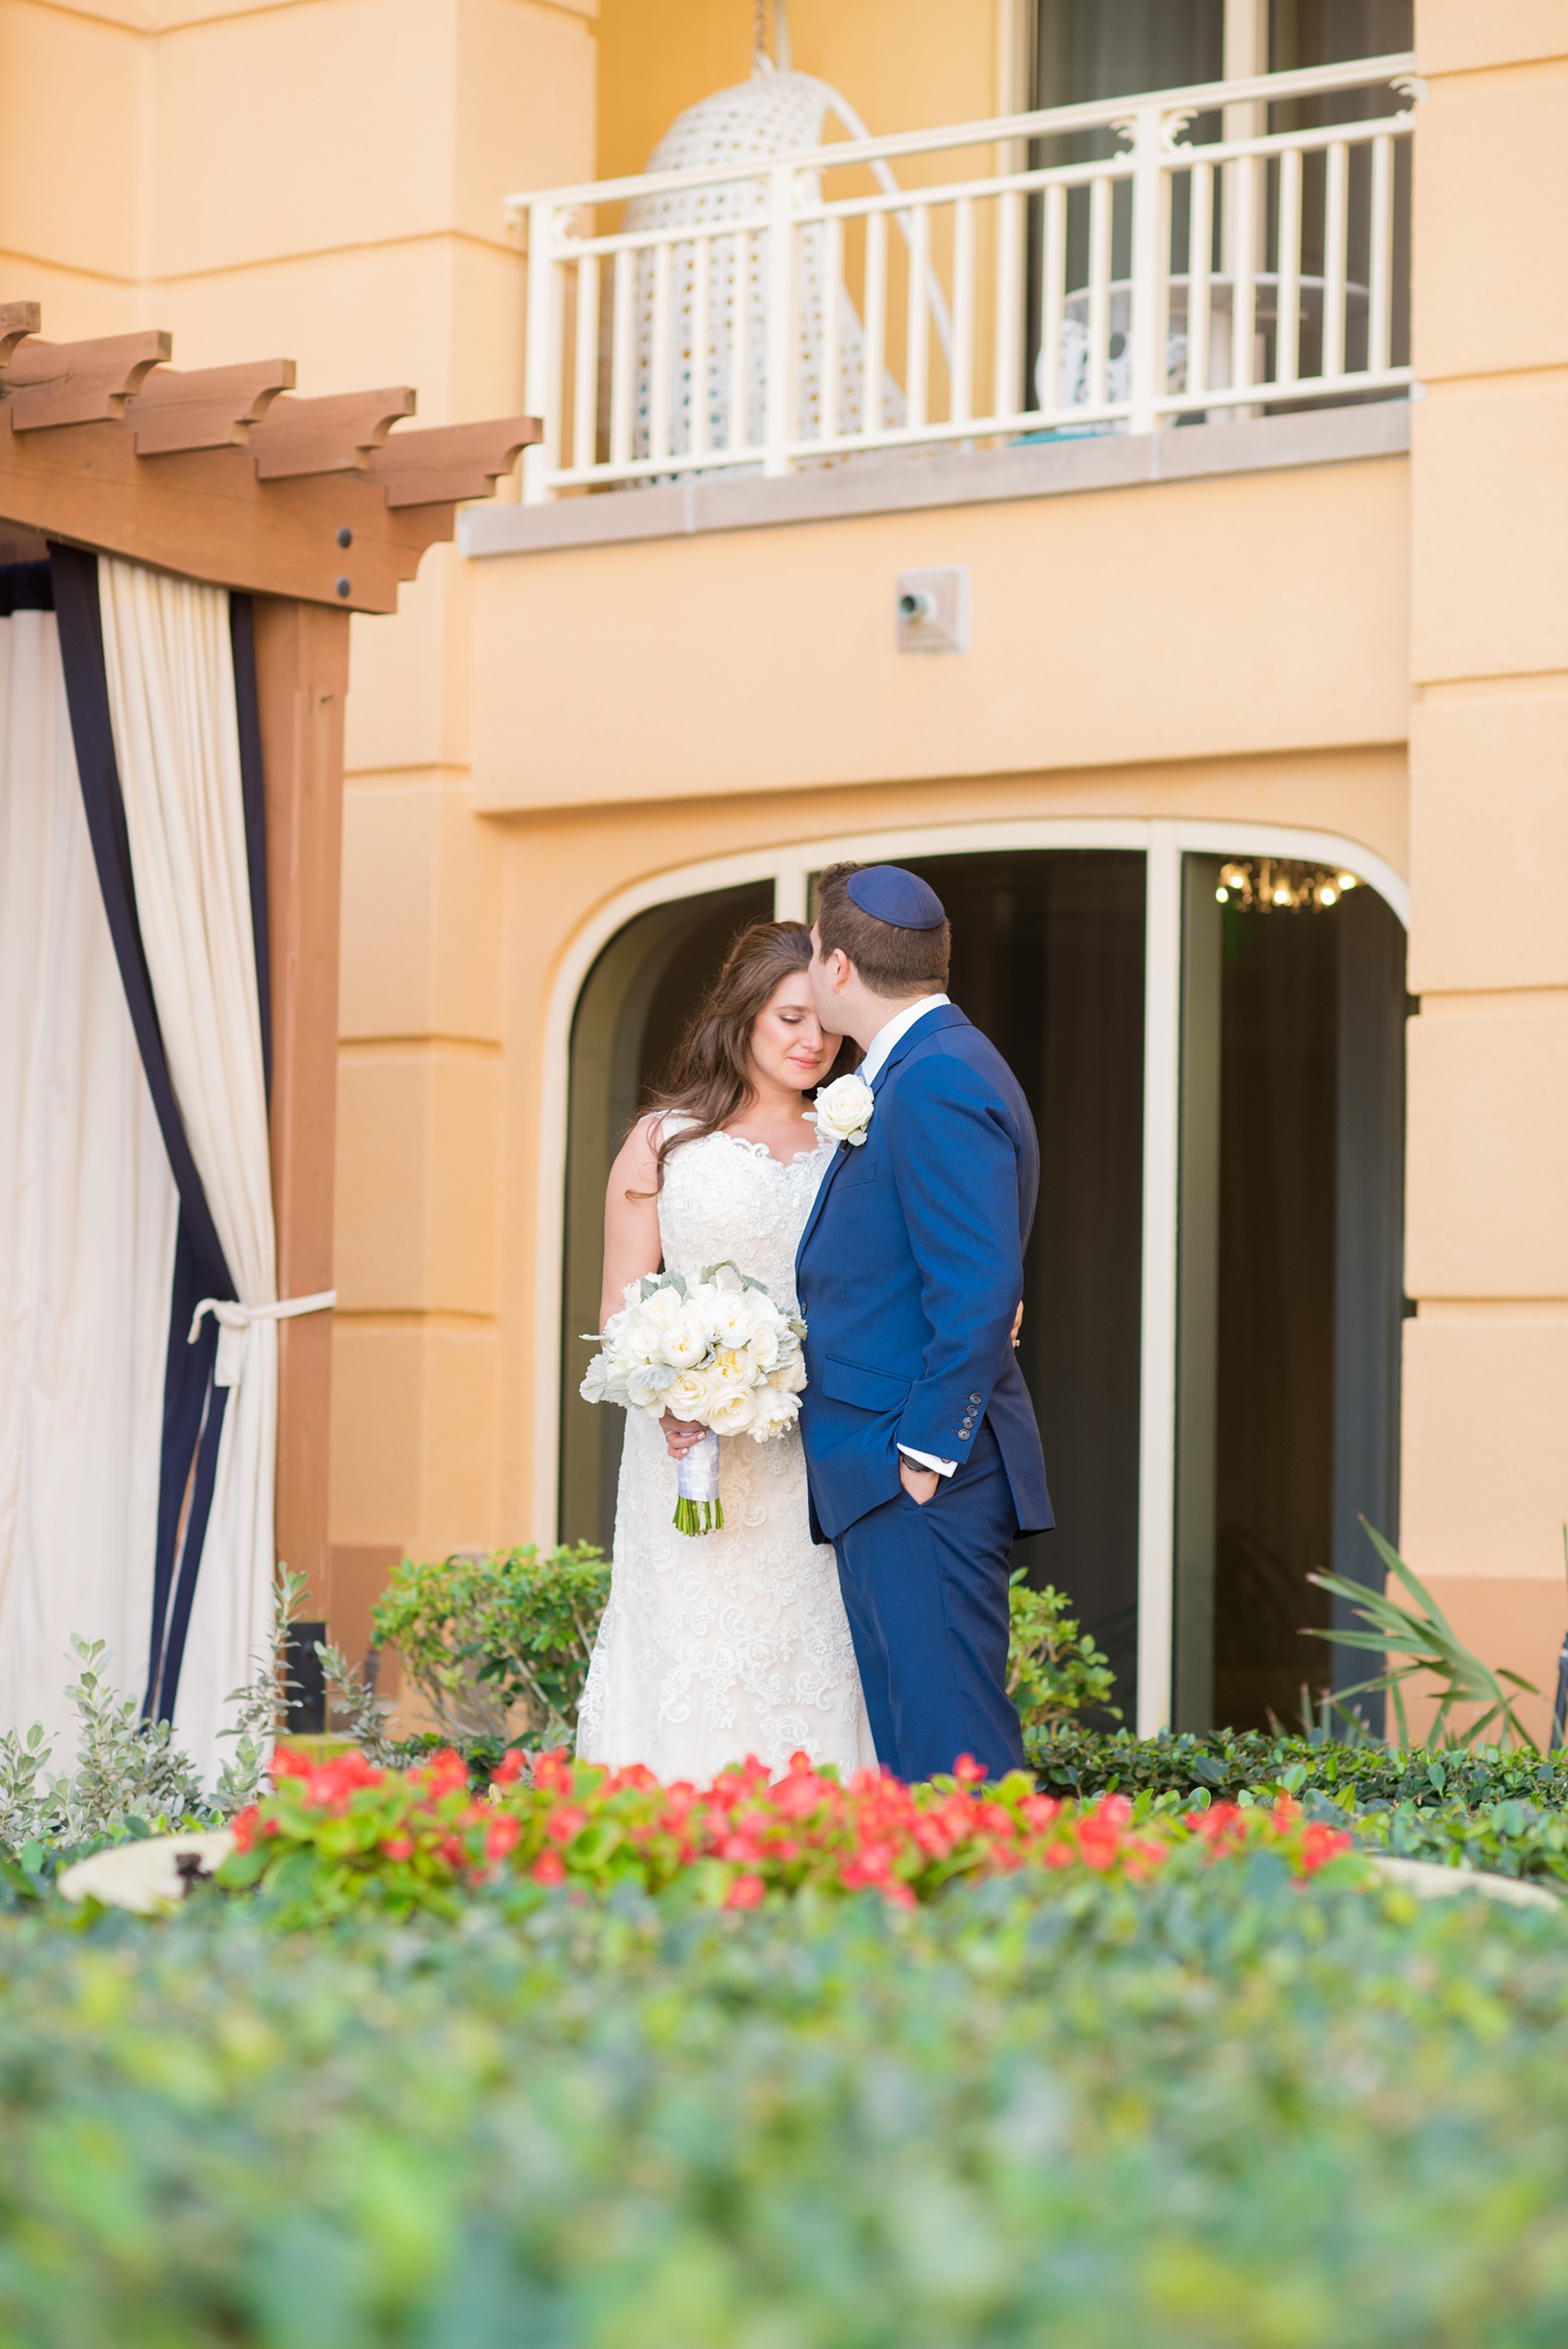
top-left (314, 1638), bottom-right (395, 1765)
top-left (0, 1568), bottom-right (310, 1854)
top-left (212, 1566), bottom-right (310, 1814)
top-left (0, 1723), bottom-right (53, 1854)
top-left (0, 1637), bottom-right (208, 1856)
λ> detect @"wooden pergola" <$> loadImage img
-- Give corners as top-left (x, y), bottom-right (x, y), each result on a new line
top-left (0, 300), bottom-right (539, 1633)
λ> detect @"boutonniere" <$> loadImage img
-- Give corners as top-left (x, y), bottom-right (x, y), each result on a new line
top-left (805, 1073), bottom-right (875, 1148)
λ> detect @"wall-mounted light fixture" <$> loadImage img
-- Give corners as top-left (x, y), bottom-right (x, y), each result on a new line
top-left (896, 565), bottom-right (969, 654)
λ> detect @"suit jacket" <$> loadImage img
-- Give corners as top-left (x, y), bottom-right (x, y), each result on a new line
top-left (795, 1003), bottom-right (1053, 1543)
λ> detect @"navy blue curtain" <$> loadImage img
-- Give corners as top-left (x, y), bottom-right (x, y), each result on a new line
top-left (0, 560), bottom-right (54, 615)
top-left (48, 544), bottom-right (269, 1722)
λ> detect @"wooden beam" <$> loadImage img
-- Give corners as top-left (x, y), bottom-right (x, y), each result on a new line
top-left (126, 359), bottom-right (296, 455)
top-left (249, 388), bottom-right (417, 479)
top-left (0, 304), bottom-right (40, 365)
top-left (0, 305), bottom-right (529, 605)
top-left (0, 411), bottom-right (455, 611)
top-left (4, 330), bottom-right (171, 427)
top-left (255, 597), bottom-right (350, 1622)
top-left (365, 416), bottom-right (541, 507)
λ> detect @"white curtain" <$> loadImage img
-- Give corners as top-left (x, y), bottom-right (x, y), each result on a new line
top-left (0, 606), bottom-right (178, 1745)
top-left (98, 559), bottom-right (277, 1778)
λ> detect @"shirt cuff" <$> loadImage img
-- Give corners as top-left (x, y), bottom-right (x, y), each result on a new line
top-left (899, 1445), bottom-right (956, 1477)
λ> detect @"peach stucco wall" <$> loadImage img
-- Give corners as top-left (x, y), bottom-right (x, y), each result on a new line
top-left (468, 459), bottom-right (1410, 811)
top-left (1397, 0), bottom-right (1568, 1735)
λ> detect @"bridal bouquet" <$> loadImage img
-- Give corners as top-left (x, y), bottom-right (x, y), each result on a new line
top-left (581, 1260), bottom-right (807, 1535)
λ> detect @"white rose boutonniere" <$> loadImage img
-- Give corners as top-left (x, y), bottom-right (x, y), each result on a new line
top-left (808, 1072), bottom-right (876, 1148)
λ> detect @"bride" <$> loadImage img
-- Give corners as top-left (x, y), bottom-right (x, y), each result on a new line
top-left (576, 921), bottom-right (879, 1782)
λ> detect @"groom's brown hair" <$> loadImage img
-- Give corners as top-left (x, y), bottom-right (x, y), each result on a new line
top-left (814, 864), bottom-right (951, 997)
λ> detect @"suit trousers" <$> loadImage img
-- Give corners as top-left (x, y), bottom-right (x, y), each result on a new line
top-left (831, 1422), bottom-right (1028, 1783)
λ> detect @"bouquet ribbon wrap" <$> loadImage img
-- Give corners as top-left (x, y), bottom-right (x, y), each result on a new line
top-left (675, 1428), bottom-right (722, 1537)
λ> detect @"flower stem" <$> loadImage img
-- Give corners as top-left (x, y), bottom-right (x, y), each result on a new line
top-left (672, 1498), bottom-right (724, 1538)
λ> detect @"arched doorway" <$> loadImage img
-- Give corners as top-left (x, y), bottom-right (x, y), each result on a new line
top-left (553, 828), bottom-right (1407, 1735)
top-left (559, 881), bottom-right (772, 1552)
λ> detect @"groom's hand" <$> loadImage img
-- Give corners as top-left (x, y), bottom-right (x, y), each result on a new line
top-left (899, 1459), bottom-right (941, 1508)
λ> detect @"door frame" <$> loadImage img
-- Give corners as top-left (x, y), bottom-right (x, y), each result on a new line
top-left (539, 815), bottom-right (1408, 1733)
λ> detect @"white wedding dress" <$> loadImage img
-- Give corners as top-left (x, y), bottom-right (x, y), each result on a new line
top-left (576, 1119), bottom-right (879, 1782)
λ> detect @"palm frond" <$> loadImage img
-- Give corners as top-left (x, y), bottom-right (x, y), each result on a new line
top-left (1307, 1520), bottom-right (1540, 1753)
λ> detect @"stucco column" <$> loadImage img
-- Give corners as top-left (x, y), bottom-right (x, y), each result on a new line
top-left (1403, 0), bottom-right (1568, 1740)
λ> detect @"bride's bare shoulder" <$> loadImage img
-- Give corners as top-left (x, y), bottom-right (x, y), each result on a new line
top-left (606, 1113), bottom-right (662, 1195)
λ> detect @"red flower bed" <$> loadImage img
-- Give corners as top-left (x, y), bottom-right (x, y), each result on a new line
top-left (220, 1747), bottom-right (1358, 1926)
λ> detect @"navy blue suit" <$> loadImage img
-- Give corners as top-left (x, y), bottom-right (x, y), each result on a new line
top-left (795, 1004), bottom-right (1051, 1781)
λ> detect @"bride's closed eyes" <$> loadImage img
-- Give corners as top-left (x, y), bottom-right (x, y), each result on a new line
top-left (750, 972), bottom-right (835, 1095)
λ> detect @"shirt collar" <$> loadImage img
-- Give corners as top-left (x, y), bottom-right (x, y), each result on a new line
top-left (858, 994), bottom-right (950, 1085)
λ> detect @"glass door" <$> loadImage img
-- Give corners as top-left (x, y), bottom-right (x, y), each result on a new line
top-left (1174, 856), bottom-right (1407, 1731)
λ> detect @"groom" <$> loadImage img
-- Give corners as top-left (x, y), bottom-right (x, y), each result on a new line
top-left (795, 864), bottom-right (1052, 1783)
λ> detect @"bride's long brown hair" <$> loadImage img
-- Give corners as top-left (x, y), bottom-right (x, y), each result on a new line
top-left (635, 920), bottom-right (852, 1193)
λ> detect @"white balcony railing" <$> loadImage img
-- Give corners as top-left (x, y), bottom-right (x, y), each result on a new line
top-left (508, 55), bottom-right (1417, 504)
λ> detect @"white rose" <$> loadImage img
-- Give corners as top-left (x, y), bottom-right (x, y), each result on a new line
top-left (626, 1361), bottom-right (679, 1411)
top-left (659, 1313), bottom-right (708, 1369)
top-left (747, 1319), bottom-right (780, 1370)
top-left (809, 1073), bottom-right (875, 1148)
top-left (707, 1388), bottom-right (759, 1435)
top-left (696, 1286), bottom-right (738, 1342)
top-left (666, 1369), bottom-right (710, 1419)
top-left (708, 1292), bottom-right (759, 1350)
top-left (706, 1347), bottom-right (753, 1397)
top-left (770, 1354), bottom-right (808, 1395)
top-left (619, 1308), bottom-right (663, 1365)
top-left (748, 1388), bottom-right (799, 1440)
top-left (640, 1283), bottom-right (683, 1330)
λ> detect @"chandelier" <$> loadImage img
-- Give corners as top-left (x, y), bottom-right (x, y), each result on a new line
top-left (1215, 858), bottom-right (1360, 913)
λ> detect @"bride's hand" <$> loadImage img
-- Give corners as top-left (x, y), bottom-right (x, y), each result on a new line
top-left (660, 1412), bottom-right (705, 1461)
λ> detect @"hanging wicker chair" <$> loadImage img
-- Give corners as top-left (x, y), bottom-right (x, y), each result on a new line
top-left (625, 62), bottom-right (933, 475)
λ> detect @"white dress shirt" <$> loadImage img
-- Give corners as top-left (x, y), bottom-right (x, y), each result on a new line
top-left (859, 992), bottom-right (949, 1086)
top-left (857, 994), bottom-right (959, 1479)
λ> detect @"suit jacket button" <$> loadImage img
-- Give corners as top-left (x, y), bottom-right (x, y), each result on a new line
top-left (968, 1392), bottom-right (981, 1404)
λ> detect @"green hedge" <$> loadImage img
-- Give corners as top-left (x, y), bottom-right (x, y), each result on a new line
top-left (2, 1866), bottom-right (1568, 2344)
top-left (1026, 1723), bottom-right (1568, 1807)
top-left (1027, 1726), bottom-right (1568, 1888)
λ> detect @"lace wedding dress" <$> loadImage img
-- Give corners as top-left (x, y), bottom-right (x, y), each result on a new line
top-left (576, 1121), bottom-right (878, 1782)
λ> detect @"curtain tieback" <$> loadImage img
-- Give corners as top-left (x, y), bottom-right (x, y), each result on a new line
top-left (188, 1291), bottom-right (338, 1389)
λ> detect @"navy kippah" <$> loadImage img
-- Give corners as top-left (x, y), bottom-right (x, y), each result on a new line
top-left (844, 865), bottom-right (946, 931)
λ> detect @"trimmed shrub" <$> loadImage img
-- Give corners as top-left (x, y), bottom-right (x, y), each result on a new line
top-left (371, 1544), bottom-right (612, 1744)
top-left (1, 1862), bottom-right (1567, 2343)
